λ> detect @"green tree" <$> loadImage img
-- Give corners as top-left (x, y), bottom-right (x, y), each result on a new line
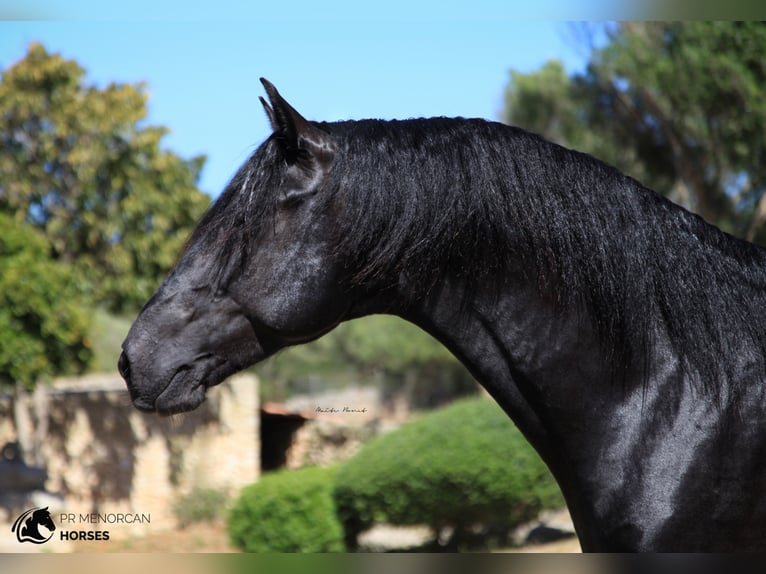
top-left (256, 315), bottom-right (478, 407)
top-left (504, 22), bottom-right (766, 242)
top-left (0, 213), bottom-right (91, 389)
top-left (0, 43), bottom-right (209, 311)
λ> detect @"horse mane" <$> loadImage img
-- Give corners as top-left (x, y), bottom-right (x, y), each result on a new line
top-left (197, 116), bottom-right (766, 402)
top-left (325, 117), bottom-right (766, 400)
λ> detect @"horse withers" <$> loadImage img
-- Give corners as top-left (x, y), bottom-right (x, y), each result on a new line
top-left (120, 79), bottom-right (766, 551)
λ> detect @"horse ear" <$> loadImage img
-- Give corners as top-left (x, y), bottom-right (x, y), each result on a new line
top-left (259, 78), bottom-right (336, 169)
top-left (259, 96), bottom-right (277, 130)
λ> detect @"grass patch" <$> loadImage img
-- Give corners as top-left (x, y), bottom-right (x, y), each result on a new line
top-left (172, 486), bottom-right (230, 529)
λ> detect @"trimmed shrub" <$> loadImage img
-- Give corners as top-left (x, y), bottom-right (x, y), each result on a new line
top-left (228, 466), bottom-right (345, 553)
top-left (333, 397), bottom-right (564, 550)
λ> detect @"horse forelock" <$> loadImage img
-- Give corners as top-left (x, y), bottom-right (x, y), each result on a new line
top-left (179, 138), bottom-right (285, 286)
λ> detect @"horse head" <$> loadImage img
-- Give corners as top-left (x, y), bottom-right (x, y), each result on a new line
top-left (14, 506), bottom-right (55, 543)
top-left (31, 507), bottom-right (55, 534)
top-left (120, 80), bottom-right (353, 415)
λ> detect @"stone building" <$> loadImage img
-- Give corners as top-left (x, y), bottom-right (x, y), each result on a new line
top-left (0, 372), bottom-right (259, 549)
top-left (0, 370), bottom-right (416, 552)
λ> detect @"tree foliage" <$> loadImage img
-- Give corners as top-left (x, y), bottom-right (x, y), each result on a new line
top-left (0, 43), bottom-right (209, 311)
top-left (0, 213), bottom-right (91, 389)
top-left (504, 22), bottom-right (766, 242)
top-left (256, 315), bottom-right (478, 407)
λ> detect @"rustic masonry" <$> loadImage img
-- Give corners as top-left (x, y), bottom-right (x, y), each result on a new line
top-left (0, 372), bottom-right (411, 552)
top-left (0, 373), bottom-right (259, 540)
top-left (275, 385), bottom-right (405, 470)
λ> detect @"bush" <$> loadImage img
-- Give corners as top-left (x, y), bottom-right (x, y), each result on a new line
top-left (333, 397), bottom-right (564, 550)
top-left (172, 486), bottom-right (229, 529)
top-left (228, 466), bottom-right (345, 553)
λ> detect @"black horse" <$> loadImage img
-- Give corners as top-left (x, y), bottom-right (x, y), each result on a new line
top-left (120, 79), bottom-right (766, 551)
top-left (12, 506), bottom-right (56, 544)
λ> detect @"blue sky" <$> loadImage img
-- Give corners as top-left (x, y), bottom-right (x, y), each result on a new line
top-left (0, 3), bottom-right (606, 197)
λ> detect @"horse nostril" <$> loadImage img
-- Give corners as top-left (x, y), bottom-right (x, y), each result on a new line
top-left (118, 351), bottom-right (131, 383)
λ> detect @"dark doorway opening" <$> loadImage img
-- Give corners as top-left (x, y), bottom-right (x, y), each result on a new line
top-left (259, 409), bottom-right (308, 472)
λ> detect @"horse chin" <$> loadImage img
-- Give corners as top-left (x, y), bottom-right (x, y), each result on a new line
top-left (145, 358), bottom-right (234, 416)
top-left (154, 381), bottom-right (207, 416)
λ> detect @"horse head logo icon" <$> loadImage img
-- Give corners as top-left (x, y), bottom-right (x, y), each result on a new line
top-left (11, 506), bottom-right (56, 544)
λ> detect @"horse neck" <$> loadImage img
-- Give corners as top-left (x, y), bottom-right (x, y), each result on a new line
top-left (392, 278), bottom-right (639, 547)
top-left (396, 277), bottom-right (616, 458)
top-left (393, 268), bottom-right (766, 550)
top-left (25, 518), bottom-right (41, 536)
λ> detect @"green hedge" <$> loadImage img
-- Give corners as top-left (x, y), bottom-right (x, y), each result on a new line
top-left (228, 466), bottom-right (345, 553)
top-left (333, 396), bottom-right (564, 550)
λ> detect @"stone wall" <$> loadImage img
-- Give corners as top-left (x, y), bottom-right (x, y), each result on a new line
top-left (279, 386), bottom-right (407, 469)
top-left (0, 373), bottom-right (259, 541)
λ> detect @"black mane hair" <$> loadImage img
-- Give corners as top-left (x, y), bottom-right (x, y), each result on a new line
top-left (193, 115), bottom-right (766, 401)
top-left (325, 117), bottom-right (766, 399)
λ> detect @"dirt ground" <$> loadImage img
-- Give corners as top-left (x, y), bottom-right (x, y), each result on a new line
top-left (71, 519), bottom-right (581, 554)
top-left (71, 520), bottom-right (239, 553)
top-left (504, 537), bottom-right (581, 553)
